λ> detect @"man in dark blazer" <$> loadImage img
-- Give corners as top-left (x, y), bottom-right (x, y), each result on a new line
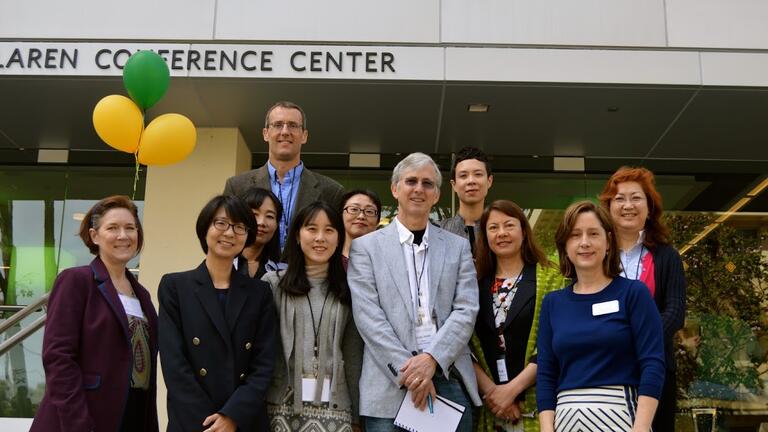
top-left (224, 101), bottom-right (344, 250)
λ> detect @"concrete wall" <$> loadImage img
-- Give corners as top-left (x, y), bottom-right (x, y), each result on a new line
top-left (3, 0), bottom-right (768, 49)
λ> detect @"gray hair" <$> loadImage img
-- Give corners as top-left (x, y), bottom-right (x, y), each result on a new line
top-left (391, 152), bottom-right (442, 188)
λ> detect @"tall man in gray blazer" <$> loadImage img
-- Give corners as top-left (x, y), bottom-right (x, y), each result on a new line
top-left (224, 101), bottom-right (344, 250)
top-left (348, 152), bottom-right (480, 432)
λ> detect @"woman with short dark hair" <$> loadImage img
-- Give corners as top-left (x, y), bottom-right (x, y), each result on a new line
top-left (537, 201), bottom-right (665, 432)
top-left (159, 194), bottom-right (276, 432)
top-left (262, 201), bottom-right (363, 432)
top-left (32, 195), bottom-right (158, 432)
top-left (238, 187), bottom-right (283, 279)
top-left (339, 188), bottom-right (381, 269)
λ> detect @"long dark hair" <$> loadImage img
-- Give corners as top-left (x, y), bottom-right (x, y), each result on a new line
top-left (475, 200), bottom-right (550, 280)
top-left (241, 187), bottom-right (283, 263)
top-left (279, 201), bottom-right (350, 303)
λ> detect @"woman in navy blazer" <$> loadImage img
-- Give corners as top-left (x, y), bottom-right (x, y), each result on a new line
top-left (31, 195), bottom-right (159, 432)
top-left (159, 194), bottom-right (277, 432)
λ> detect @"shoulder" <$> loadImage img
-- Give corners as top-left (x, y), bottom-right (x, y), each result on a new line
top-left (234, 272), bottom-right (272, 298)
top-left (651, 244), bottom-right (683, 263)
top-left (304, 167), bottom-right (342, 190)
top-left (50, 265), bottom-right (95, 296)
top-left (617, 277), bottom-right (654, 302)
top-left (261, 270), bottom-right (283, 287)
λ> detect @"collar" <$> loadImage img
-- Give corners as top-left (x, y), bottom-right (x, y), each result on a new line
top-left (625, 230), bottom-right (646, 253)
top-left (394, 216), bottom-right (430, 247)
top-left (267, 160), bottom-right (304, 183)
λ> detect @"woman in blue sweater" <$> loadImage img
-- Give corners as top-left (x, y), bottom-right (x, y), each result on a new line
top-left (536, 201), bottom-right (665, 432)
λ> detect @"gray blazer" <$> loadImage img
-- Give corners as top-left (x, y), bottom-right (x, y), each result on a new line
top-left (347, 222), bottom-right (481, 418)
top-left (223, 163), bottom-right (345, 212)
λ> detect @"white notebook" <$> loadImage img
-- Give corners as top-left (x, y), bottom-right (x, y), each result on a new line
top-left (393, 390), bottom-right (465, 432)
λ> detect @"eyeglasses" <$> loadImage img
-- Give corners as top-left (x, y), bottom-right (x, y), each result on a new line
top-left (403, 178), bottom-right (436, 190)
top-left (268, 121), bottom-right (304, 132)
top-left (344, 206), bottom-right (379, 218)
top-left (212, 219), bottom-right (249, 235)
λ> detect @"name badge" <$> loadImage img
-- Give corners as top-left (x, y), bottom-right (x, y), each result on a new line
top-left (496, 357), bottom-right (509, 383)
top-left (301, 377), bottom-right (331, 402)
top-left (592, 300), bottom-right (620, 316)
top-left (415, 321), bottom-right (437, 351)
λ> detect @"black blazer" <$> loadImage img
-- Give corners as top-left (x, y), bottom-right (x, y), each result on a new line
top-left (651, 244), bottom-right (686, 370)
top-left (158, 262), bottom-right (277, 432)
top-left (475, 264), bottom-right (537, 398)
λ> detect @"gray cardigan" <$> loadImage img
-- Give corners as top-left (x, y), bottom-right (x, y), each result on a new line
top-left (262, 271), bottom-right (362, 420)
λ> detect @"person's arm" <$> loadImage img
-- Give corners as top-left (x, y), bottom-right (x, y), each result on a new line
top-left (632, 396), bottom-right (659, 432)
top-left (157, 274), bottom-right (216, 427)
top-left (535, 294), bottom-right (558, 431)
top-left (347, 238), bottom-right (413, 386)
top-left (657, 247), bottom-right (686, 341)
top-left (423, 239), bottom-right (479, 374)
top-left (218, 284), bottom-right (277, 430)
top-left (628, 281), bottom-right (666, 429)
top-left (342, 317), bottom-right (364, 423)
top-left (40, 270), bottom-right (95, 432)
top-left (473, 361), bottom-right (496, 396)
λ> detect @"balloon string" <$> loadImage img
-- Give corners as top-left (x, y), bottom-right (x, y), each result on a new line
top-left (132, 110), bottom-right (147, 200)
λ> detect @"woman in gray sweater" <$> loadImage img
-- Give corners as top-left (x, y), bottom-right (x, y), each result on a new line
top-left (262, 201), bottom-right (363, 432)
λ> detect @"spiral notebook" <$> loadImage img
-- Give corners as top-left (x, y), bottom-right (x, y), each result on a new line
top-left (393, 390), bottom-right (465, 432)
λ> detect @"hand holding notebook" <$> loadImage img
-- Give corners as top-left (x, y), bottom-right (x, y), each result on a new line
top-left (394, 390), bottom-right (465, 432)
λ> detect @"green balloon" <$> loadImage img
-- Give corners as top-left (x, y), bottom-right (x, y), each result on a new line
top-left (122, 50), bottom-right (170, 110)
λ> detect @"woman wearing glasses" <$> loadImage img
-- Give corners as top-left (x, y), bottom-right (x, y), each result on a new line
top-left (263, 201), bottom-right (363, 432)
top-left (159, 195), bottom-right (277, 432)
top-left (237, 187), bottom-right (283, 279)
top-left (472, 200), bottom-right (564, 432)
top-left (339, 189), bottom-right (382, 269)
top-left (599, 167), bottom-right (686, 431)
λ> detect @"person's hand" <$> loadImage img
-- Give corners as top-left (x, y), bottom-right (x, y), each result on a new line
top-left (484, 381), bottom-right (521, 420)
top-left (500, 401), bottom-right (522, 423)
top-left (202, 413), bottom-right (237, 432)
top-left (409, 379), bottom-right (437, 411)
top-left (399, 353), bottom-right (437, 391)
top-left (482, 384), bottom-right (500, 412)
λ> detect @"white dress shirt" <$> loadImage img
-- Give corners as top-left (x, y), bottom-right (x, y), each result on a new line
top-left (393, 217), bottom-right (432, 327)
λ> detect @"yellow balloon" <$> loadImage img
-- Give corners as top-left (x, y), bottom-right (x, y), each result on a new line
top-left (92, 95), bottom-right (143, 153)
top-left (137, 114), bottom-right (197, 166)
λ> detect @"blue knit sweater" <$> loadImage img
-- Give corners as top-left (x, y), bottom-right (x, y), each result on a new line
top-left (536, 277), bottom-right (665, 411)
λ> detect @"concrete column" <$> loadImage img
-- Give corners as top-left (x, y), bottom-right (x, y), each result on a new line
top-left (138, 127), bottom-right (251, 429)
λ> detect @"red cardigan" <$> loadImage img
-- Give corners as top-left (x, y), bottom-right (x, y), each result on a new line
top-left (31, 257), bottom-right (158, 432)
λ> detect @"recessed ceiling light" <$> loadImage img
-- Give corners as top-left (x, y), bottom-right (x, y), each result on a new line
top-left (73, 213), bottom-right (85, 221)
top-left (607, 106), bottom-right (619, 112)
top-left (467, 103), bottom-right (490, 113)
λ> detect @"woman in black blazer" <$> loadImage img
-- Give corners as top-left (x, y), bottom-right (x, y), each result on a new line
top-left (159, 195), bottom-right (277, 432)
top-left (472, 200), bottom-right (564, 431)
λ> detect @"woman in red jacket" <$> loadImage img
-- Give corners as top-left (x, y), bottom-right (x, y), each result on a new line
top-left (31, 195), bottom-right (158, 432)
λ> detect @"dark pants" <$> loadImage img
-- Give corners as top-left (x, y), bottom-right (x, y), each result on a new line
top-left (653, 369), bottom-right (677, 431)
top-left (364, 373), bottom-right (473, 432)
top-left (120, 388), bottom-right (148, 432)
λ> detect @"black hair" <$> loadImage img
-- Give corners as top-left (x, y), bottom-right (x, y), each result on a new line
top-left (195, 195), bottom-right (257, 254)
top-left (451, 146), bottom-right (492, 180)
top-left (339, 188), bottom-right (383, 223)
top-left (241, 187), bottom-right (283, 263)
top-left (279, 201), bottom-right (350, 304)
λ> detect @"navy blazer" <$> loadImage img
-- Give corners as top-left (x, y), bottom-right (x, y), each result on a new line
top-left (31, 257), bottom-right (159, 432)
top-left (158, 262), bottom-right (277, 432)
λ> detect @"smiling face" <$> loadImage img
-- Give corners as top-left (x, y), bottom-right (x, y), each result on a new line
top-left (342, 193), bottom-right (379, 240)
top-left (262, 106), bottom-right (308, 163)
top-left (89, 208), bottom-right (139, 266)
top-left (485, 210), bottom-right (523, 259)
top-left (609, 181), bottom-right (649, 235)
top-left (391, 165), bottom-right (441, 221)
top-left (206, 208), bottom-right (248, 260)
top-left (451, 158), bottom-right (492, 206)
top-left (252, 197), bottom-right (278, 247)
top-left (565, 211), bottom-right (610, 275)
top-left (299, 210), bottom-right (339, 266)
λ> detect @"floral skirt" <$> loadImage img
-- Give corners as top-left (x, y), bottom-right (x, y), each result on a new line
top-left (268, 402), bottom-right (353, 432)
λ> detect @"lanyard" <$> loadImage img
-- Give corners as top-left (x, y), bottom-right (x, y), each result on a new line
top-left (410, 243), bottom-right (428, 323)
top-left (275, 165), bottom-right (298, 243)
top-left (622, 244), bottom-right (645, 280)
top-left (306, 289), bottom-right (331, 361)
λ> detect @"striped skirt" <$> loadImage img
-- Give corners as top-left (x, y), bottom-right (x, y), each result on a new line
top-left (555, 386), bottom-right (642, 432)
